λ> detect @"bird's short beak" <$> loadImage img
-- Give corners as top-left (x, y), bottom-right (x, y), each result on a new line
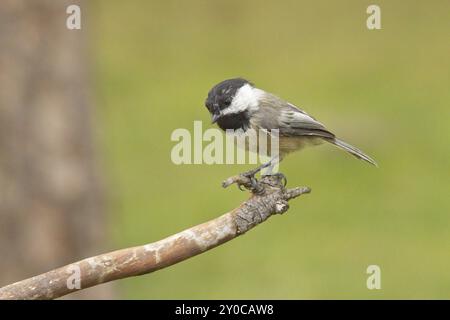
top-left (211, 113), bottom-right (221, 124)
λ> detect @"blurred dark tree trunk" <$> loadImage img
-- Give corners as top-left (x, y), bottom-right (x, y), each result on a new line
top-left (0, 0), bottom-right (114, 298)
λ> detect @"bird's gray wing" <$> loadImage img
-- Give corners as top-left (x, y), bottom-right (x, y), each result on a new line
top-left (254, 94), bottom-right (335, 139)
top-left (252, 94), bottom-right (377, 165)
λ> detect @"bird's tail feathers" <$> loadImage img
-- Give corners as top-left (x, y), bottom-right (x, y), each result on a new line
top-left (325, 138), bottom-right (377, 167)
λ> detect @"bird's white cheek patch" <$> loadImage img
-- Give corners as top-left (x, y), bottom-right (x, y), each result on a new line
top-left (223, 84), bottom-right (262, 115)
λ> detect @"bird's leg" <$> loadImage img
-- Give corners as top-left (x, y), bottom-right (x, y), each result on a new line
top-left (240, 160), bottom-right (273, 179)
top-left (236, 157), bottom-right (279, 193)
top-left (222, 155), bottom-right (285, 193)
top-left (235, 161), bottom-right (270, 193)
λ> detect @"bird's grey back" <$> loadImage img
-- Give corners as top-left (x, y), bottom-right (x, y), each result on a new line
top-left (251, 92), bottom-right (335, 139)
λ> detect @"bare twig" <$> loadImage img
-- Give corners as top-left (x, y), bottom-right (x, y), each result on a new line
top-left (0, 176), bottom-right (310, 300)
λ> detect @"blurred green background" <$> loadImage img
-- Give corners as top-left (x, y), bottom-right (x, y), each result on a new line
top-left (91, 0), bottom-right (450, 298)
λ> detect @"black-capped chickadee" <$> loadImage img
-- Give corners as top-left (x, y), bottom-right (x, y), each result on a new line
top-left (205, 78), bottom-right (376, 181)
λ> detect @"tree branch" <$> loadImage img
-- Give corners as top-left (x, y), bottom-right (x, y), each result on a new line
top-left (0, 175), bottom-right (310, 300)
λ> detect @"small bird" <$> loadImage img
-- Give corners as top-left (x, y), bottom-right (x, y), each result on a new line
top-left (205, 78), bottom-right (376, 184)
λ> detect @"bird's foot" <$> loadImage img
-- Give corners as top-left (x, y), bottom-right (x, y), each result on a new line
top-left (238, 170), bottom-right (264, 194)
top-left (222, 168), bottom-right (264, 194)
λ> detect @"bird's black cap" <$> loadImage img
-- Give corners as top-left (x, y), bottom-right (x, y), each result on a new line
top-left (205, 78), bottom-right (252, 117)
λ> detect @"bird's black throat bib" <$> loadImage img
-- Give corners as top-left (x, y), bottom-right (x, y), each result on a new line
top-left (216, 111), bottom-right (250, 132)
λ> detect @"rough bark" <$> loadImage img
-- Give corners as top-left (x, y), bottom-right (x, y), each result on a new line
top-left (0, 176), bottom-right (310, 300)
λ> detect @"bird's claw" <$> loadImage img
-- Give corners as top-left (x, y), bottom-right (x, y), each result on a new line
top-left (237, 171), bottom-right (264, 194)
